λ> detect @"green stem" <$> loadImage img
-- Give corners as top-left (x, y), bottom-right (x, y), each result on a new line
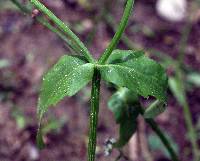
top-left (10, 0), bottom-right (30, 13)
top-left (10, 0), bottom-right (81, 54)
top-left (104, 10), bottom-right (198, 160)
top-left (30, 0), bottom-right (94, 63)
top-left (178, 22), bottom-right (192, 66)
top-left (177, 4), bottom-right (200, 158)
top-left (98, 0), bottom-right (134, 64)
top-left (104, 12), bottom-right (141, 50)
top-left (146, 119), bottom-right (180, 161)
top-left (38, 19), bottom-right (81, 55)
top-left (88, 67), bottom-right (101, 161)
top-left (176, 70), bottom-right (200, 161)
top-left (182, 100), bottom-right (199, 160)
top-left (140, 108), bottom-right (180, 161)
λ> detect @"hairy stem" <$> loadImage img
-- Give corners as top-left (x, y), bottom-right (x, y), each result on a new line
top-left (88, 67), bottom-right (101, 161)
top-left (98, 0), bottom-right (134, 64)
top-left (30, 0), bottom-right (94, 63)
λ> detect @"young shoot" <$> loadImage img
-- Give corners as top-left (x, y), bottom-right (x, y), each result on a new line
top-left (12, 0), bottom-right (180, 161)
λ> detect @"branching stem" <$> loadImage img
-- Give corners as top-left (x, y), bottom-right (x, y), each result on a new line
top-left (30, 0), bottom-right (94, 63)
top-left (11, 1), bottom-right (178, 161)
top-left (11, 0), bottom-right (81, 54)
top-left (98, 0), bottom-right (134, 64)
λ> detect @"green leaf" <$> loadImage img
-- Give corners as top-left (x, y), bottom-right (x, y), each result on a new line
top-left (168, 77), bottom-right (186, 106)
top-left (107, 49), bottom-right (144, 64)
top-left (108, 92), bottom-right (126, 124)
top-left (116, 118), bottom-right (137, 148)
top-left (38, 55), bottom-right (94, 119)
top-left (100, 50), bottom-right (168, 102)
top-left (108, 88), bottom-right (140, 148)
top-left (108, 88), bottom-right (139, 123)
top-left (37, 55), bottom-right (94, 149)
top-left (144, 100), bottom-right (166, 119)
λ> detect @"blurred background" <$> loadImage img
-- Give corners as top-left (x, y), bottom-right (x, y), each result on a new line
top-left (0, 0), bottom-right (200, 160)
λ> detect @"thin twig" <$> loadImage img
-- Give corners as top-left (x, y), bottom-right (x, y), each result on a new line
top-left (30, 0), bottom-right (94, 63)
top-left (10, 0), bottom-right (81, 55)
top-left (98, 0), bottom-right (135, 64)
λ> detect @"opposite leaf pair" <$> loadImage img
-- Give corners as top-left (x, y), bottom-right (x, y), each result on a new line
top-left (37, 49), bottom-right (168, 147)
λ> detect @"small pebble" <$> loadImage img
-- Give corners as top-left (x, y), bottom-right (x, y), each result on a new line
top-left (156, 0), bottom-right (187, 22)
top-left (28, 145), bottom-right (39, 160)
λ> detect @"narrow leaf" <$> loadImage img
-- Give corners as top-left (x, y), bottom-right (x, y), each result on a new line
top-left (144, 100), bottom-right (166, 119)
top-left (100, 50), bottom-right (168, 102)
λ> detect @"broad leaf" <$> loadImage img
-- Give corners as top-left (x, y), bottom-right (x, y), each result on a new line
top-left (116, 118), bottom-right (137, 148)
top-left (37, 55), bottom-right (94, 148)
top-left (144, 100), bottom-right (166, 119)
top-left (108, 88), bottom-right (139, 123)
top-left (100, 50), bottom-right (168, 102)
top-left (108, 88), bottom-right (140, 148)
top-left (107, 49), bottom-right (144, 64)
top-left (108, 92), bottom-right (126, 123)
top-left (38, 55), bottom-right (94, 119)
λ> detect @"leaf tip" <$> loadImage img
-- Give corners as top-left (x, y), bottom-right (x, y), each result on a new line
top-left (36, 124), bottom-right (45, 150)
